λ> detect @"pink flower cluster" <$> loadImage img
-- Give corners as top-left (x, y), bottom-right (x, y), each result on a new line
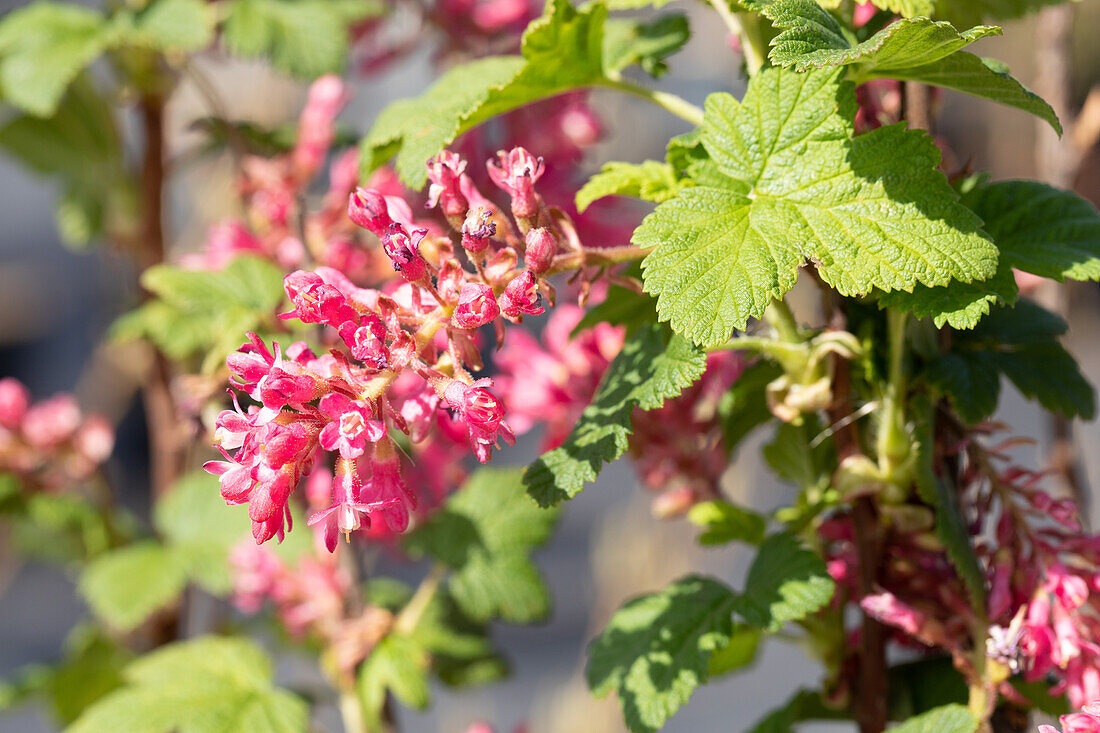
top-left (0, 377), bottom-right (114, 490)
top-left (821, 428), bottom-right (1100, 710)
top-left (208, 145), bottom-right (586, 551)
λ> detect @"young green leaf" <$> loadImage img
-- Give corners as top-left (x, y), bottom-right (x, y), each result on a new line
top-left (876, 263), bottom-right (1018, 330)
top-left (639, 67), bottom-right (995, 347)
top-left (763, 419), bottom-right (834, 491)
top-left (524, 322), bottom-right (707, 505)
top-left (687, 500), bottom-right (767, 546)
top-left (409, 591), bottom-right (509, 688)
top-left (586, 575), bottom-right (738, 733)
top-left (734, 533), bottom-right (835, 631)
top-left (925, 300), bottom-right (1095, 423)
top-left (223, 0), bottom-right (381, 78)
top-left (717, 360), bottom-right (781, 451)
top-left (78, 541), bottom-right (188, 632)
top-left (358, 633), bottom-right (431, 726)
top-left (603, 13), bottom-right (690, 78)
top-left (706, 624), bottom-right (762, 676)
top-left (765, 3), bottom-right (999, 75)
top-left (120, 0), bottom-right (216, 53)
top-left (576, 160), bottom-right (683, 212)
top-left (65, 636), bottom-right (308, 733)
top-left (0, 2), bottom-right (109, 116)
top-left (405, 468), bottom-right (560, 622)
top-left (890, 704), bottom-right (978, 733)
top-left (364, 0), bottom-right (686, 187)
top-left (761, 2), bottom-right (1059, 132)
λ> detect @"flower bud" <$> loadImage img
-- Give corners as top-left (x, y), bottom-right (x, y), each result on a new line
top-left (523, 227), bottom-right (557, 273)
top-left (487, 147), bottom-right (544, 221)
top-left (426, 151), bottom-right (469, 220)
top-left (461, 206), bottom-right (496, 254)
top-left (452, 283), bottom-right (501, 329)
top-left (498, 271), bottom-right (545, 321)
top-left (0, 378), bottom-right (29, 430)
top-left (348, 188), bottom-right (393, 235)
top-left (339, 316), bottom-right (389, 369)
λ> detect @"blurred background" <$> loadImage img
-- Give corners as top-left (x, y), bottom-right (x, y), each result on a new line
top-left (0, 0), bottom-right (1099, 731)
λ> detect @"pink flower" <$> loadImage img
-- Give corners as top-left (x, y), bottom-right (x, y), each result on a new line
top-left (0, 378), bottom-right (29, 429)
top-left (443, 379), bottom-right (515, 463)
top-left (461, 206), bottom-right (495, 254)
top-left (293, 75), bottom-right (348, 177)
top-left (487, 147), bottom-right (544, 219)
top-left (308, 465), bottom-right (396, 552)
top-left (381, 225), bottom-right (428, 282)
top-left (861, 592), bottom-right (926, 638)
top-left (318, 393), bottom-right (386, 460)
top-left (204, 451), bottom-right (254, 504)
top-left (339, 315), bottom-right (389, 369)
top-left (523, 227), bottom-right (556, 274)
top-left (453, 283), bottom-right (501, 329)
top-left (348, 187), bottom-right (394, 235)
top-left (21, 394), bottom-right (81, 448)
top-left (426, 151), bottom-right (469, 218)
top-left (360, 440), bottom-right (418, 532)
top-left (229, 540), bottom-right (283, 614)
top-left (499, 271), bottom-right (545, 321)
top-left (280, 270), bottom-right (359, 327)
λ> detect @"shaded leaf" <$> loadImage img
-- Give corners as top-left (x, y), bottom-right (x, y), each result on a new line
top-left (735, 533), bottom-right (834, 631)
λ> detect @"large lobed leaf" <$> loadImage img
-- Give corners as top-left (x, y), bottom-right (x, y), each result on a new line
top-left (406, 468), bottom-right (560, 623)
top-left (639, 66), bottom-right (995, 347)
top-left (576, 160), bottom-right (683, 212)
top-left (65, 637), bottom-right (308, 733)
top-left (523, 322), bottom-right (706, 505)
top-left (586, 575), bottom-right (738, 733)
top-left (880, 178), bottom-right (1100, 328)
top-left (78, 542), bottom-right (188, 632)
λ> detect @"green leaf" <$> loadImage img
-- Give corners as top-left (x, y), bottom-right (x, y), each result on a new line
top-left (358, 634), bottom-right (430, 726)
top-left (745, 689), bottom-right (844, 732)
top-left (762, 419), bottom-right (834, 491)
top-left (913, 397), bottom-right (985, 607)
top-left (123, 0), bottom-right (216, 53)
top-left (48, 628), bottom-right (133, 725)
top-left (925, 300), bottom-right (1095, 422)
top-left (706, 624), bottom-right (761, 676)
top-left (0, 73), bottom-right (134, 248)
top-left (888, 656), bottom-right (968, 721)
top-left (524, 322), bottom-right (706, 505)
top-left (735, 533), bottom-right (834, 631)
top-left (876, 262), bottom-right (1018, 329)
top-left (365, 0), bottom-right (671, 188)
top-left (869, 0), bottom-right (937, 15)
top-left (66, 636), bottom-right (308, 733)
top-left (78, 541), bottom-right (187, 631)
top-left (111, 255), bottom-right (286, 370)
top-left (154, 471), bottom-right (250, 594)
top-left (410, 591), bottom-right (509, 688)
top-left (765, 4), bottom-right (999, 75)
top-left (934, 0), bottom-right (1078, 27)
top-left (639, 67), bottom-right (995, 347)
top-left (717, 360), bottom-right (781, 451)
top-left (576, 160), bottom-right (683, 212)
top-left (586, 575), bottom-right (738, 733)
top-left (883, 53), bottom-right (1061, 135)
top-left (891, 704), bottom-right (978, 733)
top-left (572, 276), bottom-right (658, 336)
top-left (406, 467), bottom-right (560, 622)
top-left (603, 13), bottom-right (690, 78)
top-left (964, 179), bottom-right (1100, 282)
top-left (0, 2), bottom-right (109, 116)
top-left (686, 500), bottom-right (766, 546)
top-left (222, 0), bottom-right (381, 78)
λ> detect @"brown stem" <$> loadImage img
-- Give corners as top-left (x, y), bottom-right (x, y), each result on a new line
top-left (825, 314), bottom-right (888, 733)
top-left (903, 82), bottom-right (934, 136)
top-left (544, 244), bottom-right (652, 275)
top-left (138, 94), bottom-right (182, 498)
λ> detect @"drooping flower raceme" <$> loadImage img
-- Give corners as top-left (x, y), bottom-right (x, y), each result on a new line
top-left (209, 147), bottom-right (587, 551)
